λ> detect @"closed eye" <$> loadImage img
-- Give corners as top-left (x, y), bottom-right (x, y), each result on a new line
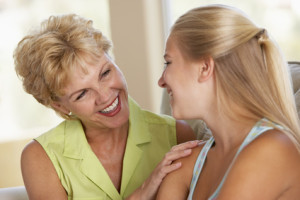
top-left (164, 61), bottom-right (171, 69)
top-left (76, 90), bottom-right (87, 101)
top-left (102, 69), bottom-right (111, 78)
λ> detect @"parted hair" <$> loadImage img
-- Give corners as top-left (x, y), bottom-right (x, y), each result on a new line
top-left (14, 14), bottom-right (111, 119)
top-left (170, 4), bottom-right (300, 149)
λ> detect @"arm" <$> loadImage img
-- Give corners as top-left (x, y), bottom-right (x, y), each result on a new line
top-left (176, 120), bottom-right (197, 144)
top-left (156, 145), bottom-right (204, 199)
top-left (126, 140), bottom-right (200, 200)
top-left (218, 130), bottom-right (300, 199)
top-left (21, 140), bottom-right (67, 200)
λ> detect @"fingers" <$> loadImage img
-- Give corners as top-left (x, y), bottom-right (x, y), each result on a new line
top-left (170, 140), bottom-right (200, 152)
top-left (162, 149), bottom-right (191, 166)
top-left (137, 141), bottom-right (203, 198)
top-left (163, 140), bottom-right (200, 165)
top-left (155, 162), bottom-right (182, 181)
top-left (132, 141), bottom-right (203, 200)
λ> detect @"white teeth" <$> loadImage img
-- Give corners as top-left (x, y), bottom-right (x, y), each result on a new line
top-left (100, 97), bottom-right (119, 113)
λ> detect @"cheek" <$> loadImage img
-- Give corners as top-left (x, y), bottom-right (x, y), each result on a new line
top-left (71, 100), bottom-right (95, 115)
top-left (120, 76), bottom-right (128, 91)
top-left (115, 70), bottom-right (127, 87)
top-left (164, 70), bottom-right (176, 86)
top-left (120, 81), bottom-right (128, 97)
top-left (175, 82), bottom-right (199, 107)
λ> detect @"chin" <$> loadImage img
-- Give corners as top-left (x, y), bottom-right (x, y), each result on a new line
top-left (171, 109), bottom-right (183, 120)
top-left (172, 109), bottom-right (195, 120)
top-left (111, 118), bottom-right (129, 129)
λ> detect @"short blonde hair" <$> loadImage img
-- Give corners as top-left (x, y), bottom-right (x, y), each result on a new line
top-left (170, 5), bottom-right (300, 149)
top-left (14, 14), bottom-right (111, 119)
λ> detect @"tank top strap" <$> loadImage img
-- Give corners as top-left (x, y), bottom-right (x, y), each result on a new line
top-left (187, 137), bottom-right (215, 200)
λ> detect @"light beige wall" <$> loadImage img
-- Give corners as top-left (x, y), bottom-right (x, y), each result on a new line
top-left (0, 139), bottom-right (31, 188)
top-left (109, 0), bottom-right (165, 113)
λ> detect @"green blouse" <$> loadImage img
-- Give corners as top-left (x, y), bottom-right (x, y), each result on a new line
top-left (36, 97), bottom-right (177, 199)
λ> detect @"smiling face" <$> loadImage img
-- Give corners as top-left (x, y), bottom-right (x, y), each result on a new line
top-left (158, 36), bottom-right (215, 120)
top-left (52, 53), bottom-right (129, 131)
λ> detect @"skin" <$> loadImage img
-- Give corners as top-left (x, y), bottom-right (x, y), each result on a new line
top-left (160, 37), bottom-right (214, 121)
top-left (21, 52), bottom-right (196, 200)
top-left (156, 36), bottom-right (300, 199)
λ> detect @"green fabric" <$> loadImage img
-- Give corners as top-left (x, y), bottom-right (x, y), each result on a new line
top-left (35, 96), bottom-right (177, 200)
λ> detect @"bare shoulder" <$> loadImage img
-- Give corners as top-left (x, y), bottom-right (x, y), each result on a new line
top-left (157, 142), bottom-right (206, 199)
top-left (21, 140), bottom-right (50, 172)
top-left (178, 141), bottom-right (206, 175)
top-left (239, 129), bottom-right (300, 167)
top-left (21, 140), bottom-right (67, 200)
top-left (173, 141), bottom-right (205, 172)
top-left (22, 140), bottom-right (47, 159)
top-left (218, 129), bottom-right (300, 199)
top-left (176, 120), bottom-right (196, 143)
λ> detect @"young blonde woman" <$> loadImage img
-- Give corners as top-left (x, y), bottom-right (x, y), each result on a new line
top-left (156, 4), bottom-right (300, 199)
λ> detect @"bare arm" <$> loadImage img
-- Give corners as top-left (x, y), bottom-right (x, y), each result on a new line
top-left (218, 130), bottom-right (300, 199)
top-left (156, 145), bottom-right (204, 200)
top-left (21, 140), bottom-right (67, 200)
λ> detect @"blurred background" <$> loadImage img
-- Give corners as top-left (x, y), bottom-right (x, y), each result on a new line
top-left (0, 0), bottom-right (299, 187)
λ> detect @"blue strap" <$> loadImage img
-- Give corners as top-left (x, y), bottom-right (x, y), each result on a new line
top-left (187, 137), bottom-right (214, 200)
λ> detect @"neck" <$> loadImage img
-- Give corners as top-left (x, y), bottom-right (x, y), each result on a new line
top-left (83, 122), bottom-right (129, 192)
top-left (84, 121), bottom-right (129, 146)
top-left (205, 113), bottom-right (257, 154)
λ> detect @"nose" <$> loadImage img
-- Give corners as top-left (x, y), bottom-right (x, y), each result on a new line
top-left (158, 71), bottom-right (166, 88)
top-left (95, 92), bottom-right (103, 106)
top-left (94, 85), bottom-right (110, 106)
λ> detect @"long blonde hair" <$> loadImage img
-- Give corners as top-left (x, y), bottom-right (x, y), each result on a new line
top-left (170, 4), bottom-right (300, 149)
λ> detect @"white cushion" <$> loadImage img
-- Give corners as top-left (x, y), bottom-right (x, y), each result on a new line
top-left (0, 186), bottom-right (28, 200)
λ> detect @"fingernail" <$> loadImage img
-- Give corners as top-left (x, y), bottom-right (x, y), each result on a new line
top-left (184, 149), bottom-right (191, 154)
top-left (175, 162), bottom-right (182, 167)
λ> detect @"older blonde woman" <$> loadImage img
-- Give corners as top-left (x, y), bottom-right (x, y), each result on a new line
top-left (14, 14), bottom-right (197, 200)
top-left (157, 4), bottom-right (300, 199)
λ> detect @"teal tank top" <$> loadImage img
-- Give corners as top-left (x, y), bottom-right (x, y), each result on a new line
top-left (188, 118), bottom-right (284, 200)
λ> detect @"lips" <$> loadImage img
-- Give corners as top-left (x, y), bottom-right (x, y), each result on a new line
top-left (98, 96), bottom-right (121, 117)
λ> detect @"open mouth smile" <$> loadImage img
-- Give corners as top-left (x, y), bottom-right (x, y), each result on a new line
top-left (98, 96), bottom-right (121, 117)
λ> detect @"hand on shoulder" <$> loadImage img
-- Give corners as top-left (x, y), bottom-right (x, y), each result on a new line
top-left (156, 142), bottom-right (207, 199)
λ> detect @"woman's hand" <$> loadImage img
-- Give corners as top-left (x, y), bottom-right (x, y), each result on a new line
top-left (126, 140), bottom-right (200, 200)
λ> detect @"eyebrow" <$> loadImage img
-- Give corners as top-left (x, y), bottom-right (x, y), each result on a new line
top-left (67, 59), bottom-right (110, 100)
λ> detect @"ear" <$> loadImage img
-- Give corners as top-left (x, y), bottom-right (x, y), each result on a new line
top-left (50, 101), bottom-right (70, 115)
top-left (198, 56), bottom-right (214, 82)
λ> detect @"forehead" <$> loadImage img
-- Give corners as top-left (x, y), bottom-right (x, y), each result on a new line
top-left (71, 52), bottom-right (108, 75)
top-left (165, 36), bottom-right (183, 58)
top-left (63, 54), bottom-right (107, 87)
top-left (165, 36), bottom-right (175, 51)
